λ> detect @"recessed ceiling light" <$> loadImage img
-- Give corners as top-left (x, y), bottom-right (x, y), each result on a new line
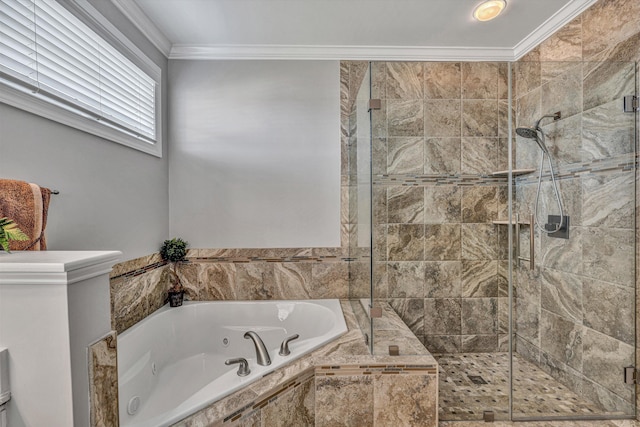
top-left (473, 0), bottom-right (507, 22)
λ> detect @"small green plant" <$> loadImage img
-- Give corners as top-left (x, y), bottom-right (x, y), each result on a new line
top-left (0, 217), bottom-right (29, 252)
top-left (159, 238), bottom-right (189, 292)
top-left (160, 238), bottom-right (188, 263)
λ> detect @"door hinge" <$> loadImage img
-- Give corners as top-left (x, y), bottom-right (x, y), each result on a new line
top-left (624, 366), bottom-right (636, 384)
top-left (368, 99), bottom-right (381, 111)
top-left (623, 95), bottom-right (638, 112)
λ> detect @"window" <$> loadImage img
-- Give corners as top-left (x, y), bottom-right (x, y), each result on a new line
top-left (0, 0), bottom-right (162, 156)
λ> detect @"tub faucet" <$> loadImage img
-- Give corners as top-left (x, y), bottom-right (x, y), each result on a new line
top-left (244, 331), bottom-right (271, 366)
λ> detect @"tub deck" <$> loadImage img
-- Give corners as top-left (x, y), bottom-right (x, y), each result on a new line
top-left (172, 300), bottom-right (438, 426)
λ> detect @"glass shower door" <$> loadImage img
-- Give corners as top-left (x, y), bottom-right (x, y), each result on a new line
top-left (510, 60), bottom-right (637, 420)
top-left (349, 62), bottom-right (374, 352)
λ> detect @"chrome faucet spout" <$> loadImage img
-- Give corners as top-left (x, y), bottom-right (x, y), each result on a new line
top-left (244, 331), bottom-right (271, 366)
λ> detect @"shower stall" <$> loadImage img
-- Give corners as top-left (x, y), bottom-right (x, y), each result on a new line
top-left (347, 59), bottom-right (637, 422)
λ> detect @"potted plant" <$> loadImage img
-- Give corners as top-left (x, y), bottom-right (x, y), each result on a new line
top-left (0, 217), bottom-right (29, 252)
top-left (159, 237), bottom-right (189, 307)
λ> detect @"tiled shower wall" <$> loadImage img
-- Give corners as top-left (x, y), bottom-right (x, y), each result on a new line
top-left (512, 0), bottom-right (639, 415)
top-left (362, 61), bottom-right (511, 354)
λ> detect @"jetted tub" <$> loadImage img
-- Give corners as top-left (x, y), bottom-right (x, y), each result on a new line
top-left (117, 299), bottom-right (347, 427)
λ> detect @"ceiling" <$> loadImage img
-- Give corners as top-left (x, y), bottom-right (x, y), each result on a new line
top-left (111, 0), bottom-right (597, 60)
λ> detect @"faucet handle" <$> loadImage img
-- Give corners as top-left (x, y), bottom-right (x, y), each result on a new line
top-left (225, 357), bottom-right (251, 376)
top-left (279, 334), bottom-right (300, 356)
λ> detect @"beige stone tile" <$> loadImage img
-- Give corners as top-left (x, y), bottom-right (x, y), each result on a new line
top-left (373, 374), bottom-right (437, 426)
top-left (315, 376), bottom-right (373, 427)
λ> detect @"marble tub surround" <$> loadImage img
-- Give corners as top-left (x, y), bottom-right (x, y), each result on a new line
top-left (172, 301), bottom-right (438, 427)
top-left (512, 0), bottom-right (639, 417)
top-left (89, 332), bottom-right (119, 427)
top-left (109, 249), bottom-right (352, 334)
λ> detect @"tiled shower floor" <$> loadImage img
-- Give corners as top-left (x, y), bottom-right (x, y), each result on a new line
top-left (437, 352), bottom-right (609, 421)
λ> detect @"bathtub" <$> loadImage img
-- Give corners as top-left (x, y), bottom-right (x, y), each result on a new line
top-left (117, 299), bottom-right (347, 427)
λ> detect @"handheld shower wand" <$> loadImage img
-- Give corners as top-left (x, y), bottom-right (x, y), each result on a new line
top-left (515, 112), bottom-right (565, 235)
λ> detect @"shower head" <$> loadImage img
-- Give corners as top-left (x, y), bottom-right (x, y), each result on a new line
top-left (515, 126), bottom-right (550, 154)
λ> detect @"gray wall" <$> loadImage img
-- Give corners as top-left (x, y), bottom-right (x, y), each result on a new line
top-left (168, 60), bottom-right (340, 248)
top-left (0, 0), bottom-right (169, 262)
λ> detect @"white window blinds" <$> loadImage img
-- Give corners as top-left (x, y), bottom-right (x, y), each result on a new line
top-left (0, 0), bottom-right (157, 142)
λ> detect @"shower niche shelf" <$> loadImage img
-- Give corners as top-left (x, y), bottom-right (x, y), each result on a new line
top-left (492, 219), bottom-right (531, 225)
top-left (491, 168), bottom-right (535, 177)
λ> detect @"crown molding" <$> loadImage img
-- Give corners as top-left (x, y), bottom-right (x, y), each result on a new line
top-left (169, 44), bottom-right (516, 61)
top-left (512, 0), bottom-right (598, 60)
top-left (110, 0), bottom-right (172, 57)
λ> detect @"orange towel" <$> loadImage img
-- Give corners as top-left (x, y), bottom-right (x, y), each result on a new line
top-left (0, 179), bottom-right (51, 251)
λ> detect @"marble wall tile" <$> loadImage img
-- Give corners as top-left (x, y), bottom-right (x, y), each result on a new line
top-left (424, 138), bottom-right (461, 175)
top-left (386, 62), bottom-right (423, 99)
top-left (370, 62), bottom-right (386, 100)
top-left (425, 100), bottom-right (461, 137)
top-left (462, 100), bottom-right (499, 137)
top-left (582, 328), bottom-right (635, 400)
top-left (461, 186), bottom-right (497, 223)
top-left (541, 64), bottom-right (582, 120)
top-left (425, 224), bottom-right (461, 261)
top-left (348, 61), bottom-right (369, 103)
top-left (261, 377), bottom-right (315, 427)
top-left (387, 262), bottom-right (425, 298)
top-left (583, 60), bottom-right (635, 112)
top-left (387, 186), bottom-right (424, 224)
top-left (373, 374), bottom-right (437, 427)
top-left (583, 227), bottom-right (634, 287)
top-left (311, 263), bottom-right (349, 299)
top-left (461, 335), bottom-right (498, 353)
top-left (387, 224), bottom-right (424, 261)
top-left (424, 298), bottom-right (461, 335)
top-left (539, 114), bottom-right (583, 165)
top-left (461, 260), bottom-right (498, 298)
top-left (461, 224), bottom-right (497, 260)
top-left (423, 335), bottom-right (461, 354)
top-left (424, 186), bottom-right (461, 224)
top-left (540, 309), bottom-right (583, 371)
top-left (540, 17), bottom-right (583, 82)
top-left (111, 275), bottom-right (150, 333)
top-left (315, 376), bottom-right (373, 427)
top-left (424, 62), bottom-right (461, 99)
top-left (515, 296), bottom-right (539, 346)
top-left (583, 278), bottom-right (634, 345)
top-left (515, 335), bottom-right (541, 364)
top-left (497, 100), bottom-right (512, 138)
top-left (461, 298), bottom-right (497, 335)
top-left (89, 332), bottom-right (118, 427)
top-left (515, 88), bottom-right (541, 138)
top-left (497, 62), bottom-right (510, 100)
top-left (272, 263), bottom-right (314, 300)
top-left (388, 100), bottom-right (424, 137)
top-left (424, 261), bottom-right (461, 298)
top-left (540, 226), bottom-right (583, 275)
top-left (536, 351), bottom-right (584, 397)
top-left (372, 186), bottom-right (387, 227)
top-left (582, 377), bottom-right (636, 415)
top-left (373, 224), bottom-right (387, 262)
top-left (198, 263), bottom-right (237, 300)
top-left (371, 101), bottom-right (387, 138)
top-left (389, 298), bottom-right (425, 337)
top-left (234, 262), bottom-right (276, 300)
top-left (540, 268), bottom-right (583, 323)
top-left (498, 296), bottom-right (509, 334)
top-left (514, 49), bottom-right (541, 98)
top-left (461, 137), bottom-right (498, 174)
top-left (582, 100), bottom-right (635, 161)
top-left (581, 0), bottom-right (640, 60)
top-left (582, 171), bottom-right (634, 228)
top-left (371, 137), bottom-right (387, 175)
top-left (387, 137), bottom-right (423, 174)
top-left (462, 62), bottom-right (499, 100)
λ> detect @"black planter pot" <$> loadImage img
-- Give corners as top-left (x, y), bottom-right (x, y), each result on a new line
top-left (168, 290), bottom-right (184, 307)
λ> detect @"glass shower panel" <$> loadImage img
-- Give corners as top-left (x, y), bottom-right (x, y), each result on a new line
top-left (510, 60), bottom-right (636, 420)
top-left (348, 63), bottom-right (374, 353)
